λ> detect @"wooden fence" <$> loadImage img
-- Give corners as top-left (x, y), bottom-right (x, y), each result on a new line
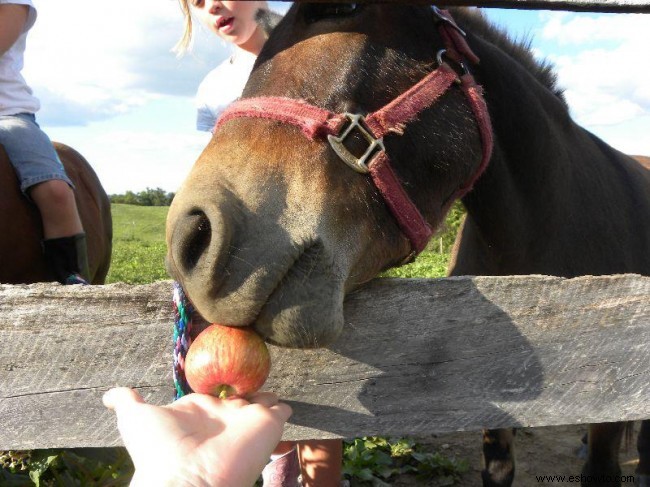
top-left (276, 0), bottom-right (650, 13)
top-left (1, 275), bottom-right (648, 449)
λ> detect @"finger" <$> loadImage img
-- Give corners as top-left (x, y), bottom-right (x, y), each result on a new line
top-left (269, 401), bottom-right (293, 423)
top-left (248, 391), bottom-right (279, 408)
top-left (220, 396), bottom-right (251, 408)
top-left (102, 387), bottom-right (145, 411)
top-left (183, 392), bottom-right (250, 410)
top-left (175, 392), bottom-right (228, 412)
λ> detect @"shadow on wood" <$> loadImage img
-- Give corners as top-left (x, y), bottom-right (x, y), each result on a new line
top-left (0, 275), bottom-right (648, 449)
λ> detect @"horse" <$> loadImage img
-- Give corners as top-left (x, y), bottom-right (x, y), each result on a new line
top-left (165, 4), bottom-right (650, 486)
top-left (0, 142), bottom-right (112, 284)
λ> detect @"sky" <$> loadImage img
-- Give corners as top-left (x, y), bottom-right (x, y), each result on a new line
top-left (22, 1), bottom-right (650, 195)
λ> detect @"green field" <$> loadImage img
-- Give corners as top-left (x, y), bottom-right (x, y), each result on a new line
top-left (106, 204), bottom-right (170, 284)
top-left (107, 203), bottom-right (459, 284)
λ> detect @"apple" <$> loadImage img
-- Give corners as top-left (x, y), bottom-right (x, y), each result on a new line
top-left (185, 323), bottom-right (271, 399)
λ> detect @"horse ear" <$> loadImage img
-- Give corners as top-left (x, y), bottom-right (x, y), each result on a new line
top-left (256, 9), bottom-right (283, 36)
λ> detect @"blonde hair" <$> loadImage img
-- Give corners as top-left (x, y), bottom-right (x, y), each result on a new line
top-left (173, 0), bottom-right (193, 56)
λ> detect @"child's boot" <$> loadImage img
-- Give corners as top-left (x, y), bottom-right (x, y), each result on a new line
top-left (42, 233), bottom-right (90, 285)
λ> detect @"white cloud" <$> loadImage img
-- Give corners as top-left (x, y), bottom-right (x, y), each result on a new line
top-left (19, 1), bottom-right (291, 193)
top-left (24, 0), bottom-right (228, 126)
top-left (540, 11), bottom-right (648, 44)
top-left (48, 124), bottom-right (209, 195)
top-left (537, 12), bottom-right (650, 130)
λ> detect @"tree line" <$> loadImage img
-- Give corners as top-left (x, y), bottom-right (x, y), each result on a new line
top-left (110, 187), bottom-right (174, 206)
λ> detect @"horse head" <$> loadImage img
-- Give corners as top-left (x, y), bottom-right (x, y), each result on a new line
top-left (166, 4), bottom-right (489, 348)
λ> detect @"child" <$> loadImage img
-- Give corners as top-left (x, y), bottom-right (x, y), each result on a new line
top-left (175, 0), bottom-right (276, 133)
top-left (0, 0), bottom-right (89, 284)
top-left (174, 2), bottom-right (344, 486)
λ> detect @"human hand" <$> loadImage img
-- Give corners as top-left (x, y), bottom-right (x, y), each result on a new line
top-left (103, 387), bottom-right (292, 487)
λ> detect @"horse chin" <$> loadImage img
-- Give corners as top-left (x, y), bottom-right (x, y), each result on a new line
top-left (253, 273), bottom-right (346, 348)
top-left (170, 243), bottom-right (348, 349)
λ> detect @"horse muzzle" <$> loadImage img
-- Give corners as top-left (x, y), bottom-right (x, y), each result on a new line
top-left (166, 186), bottom-right (346, 348)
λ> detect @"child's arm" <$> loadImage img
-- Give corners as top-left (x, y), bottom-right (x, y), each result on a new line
top-left (0, 4), bottom-right (29, 56)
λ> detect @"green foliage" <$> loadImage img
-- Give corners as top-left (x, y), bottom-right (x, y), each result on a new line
top-left (438, 200), bottom-right (466, 255)
top-left (106, 204), bottom-right (170, 284)
top-left (381, 251), bottom-right (450, 279)
top-left (110, 187), bottom-right (174, 207)
top-left (381, 200), bottom-right (466, 280)
top-left (0, 449), bottom-right (133, 486)
top-left (342, 437), bottom-right (468, 486)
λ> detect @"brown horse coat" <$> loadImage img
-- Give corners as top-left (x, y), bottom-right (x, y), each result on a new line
top-left (0, 142), bottom-right (112, 284)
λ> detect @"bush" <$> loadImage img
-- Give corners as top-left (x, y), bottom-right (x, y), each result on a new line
top-left (343, 436), bottom-right (469, 486)
top-left (110, 188), bottom-right (174, 206)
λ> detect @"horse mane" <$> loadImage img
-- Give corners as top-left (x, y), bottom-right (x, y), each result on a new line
top-left (451, 7), bottom-right (567, 106)
top-left (256, 9), bottom-right (283, 36)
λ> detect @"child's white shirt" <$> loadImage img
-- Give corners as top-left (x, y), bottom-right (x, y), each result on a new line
top-left (195, 48), bottom-right (257, 132)
top-left (0, 0), bottom-right (40, 116)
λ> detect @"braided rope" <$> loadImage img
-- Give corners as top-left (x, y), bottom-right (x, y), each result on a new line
top-left (172, 281), bottom-right (193, 400)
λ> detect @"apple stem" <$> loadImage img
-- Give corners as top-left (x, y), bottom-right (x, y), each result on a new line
top-left (216, 385), bottom-right (234, 399)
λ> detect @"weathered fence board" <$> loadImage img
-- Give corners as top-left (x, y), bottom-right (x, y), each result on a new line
top-left (1, 274), bottom-right (648, 449)
top-left (280, 0), bottom-right (650, 14)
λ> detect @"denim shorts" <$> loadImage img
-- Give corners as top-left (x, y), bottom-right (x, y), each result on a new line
top-left (0, 112), bottom-right (74, 194)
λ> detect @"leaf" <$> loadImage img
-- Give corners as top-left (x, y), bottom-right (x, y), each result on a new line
top-left (27, 451), bottom-right (58, 487)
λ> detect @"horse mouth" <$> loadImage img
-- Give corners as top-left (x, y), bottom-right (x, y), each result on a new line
top-left (253, 241), bottom-right (345, 348)
top-left (174, 239), bottom-right (345, 349)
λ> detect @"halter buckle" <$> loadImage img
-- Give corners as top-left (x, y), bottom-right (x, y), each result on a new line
top-left (432, 6), bottom-right (466, 37)
top-left (327, 113), bottom-right (385, 174)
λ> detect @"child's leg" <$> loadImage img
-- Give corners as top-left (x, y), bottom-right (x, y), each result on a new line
top-left (29, 179), bottom-right (83, 238)
top-left (297, 439), bottom-right (343, 487)
top-left (263, 441), bottom-right (301, 487)
top-left (0, 113), bottom-right (89, 283)
top-left (30, 180), bottom-right (89, 283)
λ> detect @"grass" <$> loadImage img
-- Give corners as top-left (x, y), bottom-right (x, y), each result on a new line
top-left (106, 204), bottom-right (170, 284)
top-left (106, 203), bottom-right (456, 284)
top-left (382, 249), bottom-right (450, 279)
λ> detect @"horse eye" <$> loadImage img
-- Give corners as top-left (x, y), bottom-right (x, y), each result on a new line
top-left (304, 3), bottom-right (361, 23)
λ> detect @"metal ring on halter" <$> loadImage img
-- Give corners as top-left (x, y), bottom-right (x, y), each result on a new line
top-left (436, 49), bottom-right (470, 78)
top-left (327, 113), bottom-right (385, 174)
top-left (432, 6), bottom-right (467, 37)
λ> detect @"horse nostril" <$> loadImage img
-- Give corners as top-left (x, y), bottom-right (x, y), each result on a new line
top-left (177, 210), bottom-right (212, 274)
top-left (168, 199), bottom-right (231, 297)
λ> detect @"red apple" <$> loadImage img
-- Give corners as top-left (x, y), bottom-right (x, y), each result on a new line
top-left (185, 324), bottom-right (271, 399)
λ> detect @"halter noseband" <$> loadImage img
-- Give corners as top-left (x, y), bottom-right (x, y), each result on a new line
top-left (215, 8), bottom-right (493, 262)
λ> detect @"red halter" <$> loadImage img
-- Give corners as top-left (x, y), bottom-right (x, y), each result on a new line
top-left (215, 8), bottom-right (493, 260)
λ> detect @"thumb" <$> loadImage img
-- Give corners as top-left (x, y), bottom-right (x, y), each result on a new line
top-left (103, 387), bottom-right (145, 411)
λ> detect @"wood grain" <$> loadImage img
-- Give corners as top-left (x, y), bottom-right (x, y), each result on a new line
top-left (1, 275), bottom-right (648, 449)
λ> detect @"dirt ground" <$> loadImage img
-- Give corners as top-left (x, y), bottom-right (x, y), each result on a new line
top-left (392, 423), bottom-right (641, 486)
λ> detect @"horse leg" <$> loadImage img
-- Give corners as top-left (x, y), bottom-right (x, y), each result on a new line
top-left (482, 428), bottom-right (516, 486)
top-left (637, 420), bottom-right (650, 487)
top-left (581, 422), bottom-right (625, 486)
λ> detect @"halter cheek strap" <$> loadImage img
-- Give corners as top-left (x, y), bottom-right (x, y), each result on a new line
top-left (215, 9), bottom-right (493, 260)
